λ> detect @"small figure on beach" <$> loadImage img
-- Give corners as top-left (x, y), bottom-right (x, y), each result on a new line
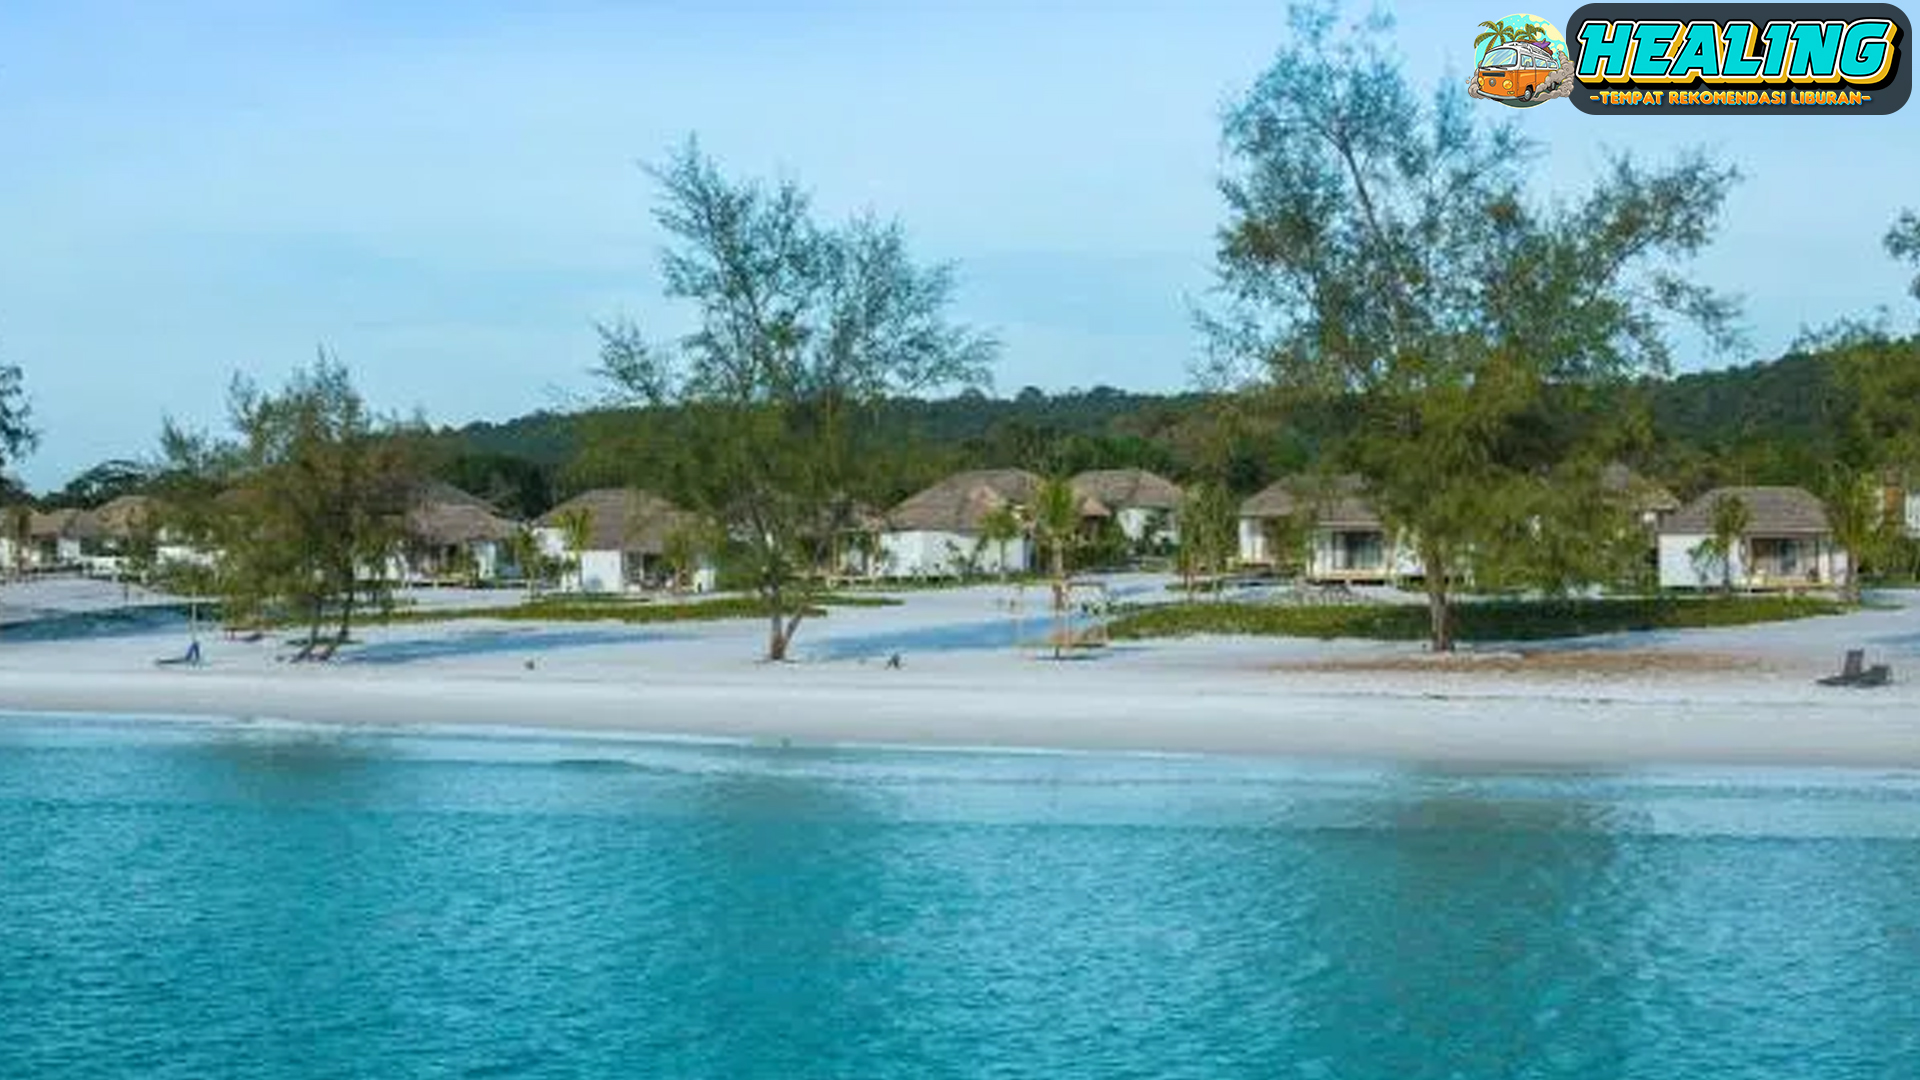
top-left (156, 638), bottom-right (202, 667)
top-left (886, 652), bottom-right (903, 669)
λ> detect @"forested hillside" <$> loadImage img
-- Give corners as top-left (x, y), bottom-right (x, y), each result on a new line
top-left (412, 343), bottom-right (1886, 519)
top-left (23, 343), bottom-right (1896, 520)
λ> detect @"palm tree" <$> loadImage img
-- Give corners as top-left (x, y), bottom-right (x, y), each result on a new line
top-left (1176, 481), bottom-right (1237, 600)
top-left (508, 526), bottom-right (543, 600)
top-left (1695, 493), bottom-right (1751, 594)
top-left (1821, 469), bottom-right (1878, 603)
top-left (1030, 477), bottom-right (1083, 659)
top-left (555, 507), bottom-right (593, 592)
top-left (662, 517), bottom-right (720, 594)
top-left (843, 526), bottom-right (882, 583)
top-left (976, 503), bottom-right (1022, 582)
top-left (4, 504), bottom-right (30, 581)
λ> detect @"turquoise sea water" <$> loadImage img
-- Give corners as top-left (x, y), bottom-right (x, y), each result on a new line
top-left (3, 713), bottom-right (1919, 1078)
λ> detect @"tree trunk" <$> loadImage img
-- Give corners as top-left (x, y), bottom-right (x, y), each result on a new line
top-left (1420, 540), bottom-right (1452, 652)
top-left (337, 589), bottom-right (355, 646)
top-left (1050, 542), bottom-right (1067, 660)
top-left (766, 592), bottom-right (787, 662)
top-left (1426, 579), bottom-right (1453, 653)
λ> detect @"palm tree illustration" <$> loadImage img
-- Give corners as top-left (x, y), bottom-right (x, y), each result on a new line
top-left (1475, 18), bottom-right (1548, 57)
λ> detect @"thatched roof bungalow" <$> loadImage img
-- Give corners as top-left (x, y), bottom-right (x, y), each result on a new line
top-left (1237, 474), bottom-right (1420, 582)
top-left (879, 469), bottom-right (1109, 578)
top-left (408, 482), bottom-right (517, 547)
top-left (401, 482), bottom-right (519, 583)
top-left (1656, 486), bottom-right (1845, 590)
top-left (1070, 468), bottom-right (1183, 544)
top-left (90, 494), bottom-right (160, 541)
top-left (534, 488), bottom-right (713, 593)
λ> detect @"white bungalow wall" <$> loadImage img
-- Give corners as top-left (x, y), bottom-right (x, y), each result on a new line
top-left (1236, 518), bottom-right (1268, 565)
top-left (1239, 520), bottom-right (1422, 581)
top-left (878, 531), bottom-right (1031, 578)
top-left (574, 550), bottom-right (625, 593)
top-left (1657, 532), bottom-right (1850, 589)
top-left (1305, 530), bottom-right (1422, 581)
top-left (1114, 507), bottom-right (1178, 545)
top-left (535, 528), bottom-right (714, 594)
top-left (157, 543), bottom-right (219, 569)
top-left (534, 527), bottom-right (616, 592)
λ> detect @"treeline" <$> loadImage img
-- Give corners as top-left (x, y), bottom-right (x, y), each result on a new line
top-left (183, 344), bottom-right (1888, 524)
top-left (15, 319), bottom-right (1917, 526)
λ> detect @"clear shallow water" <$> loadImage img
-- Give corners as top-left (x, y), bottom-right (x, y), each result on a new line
top-left (3, 715), bottom-right (1919, 1078)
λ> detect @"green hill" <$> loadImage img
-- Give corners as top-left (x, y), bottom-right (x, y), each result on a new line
top-left (415, 348), bottom-right (1865, 518)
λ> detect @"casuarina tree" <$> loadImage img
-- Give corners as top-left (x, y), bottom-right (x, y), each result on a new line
top-left (0, 349), bottom-right (38, 485)
top-left (1205, 2), bottom-right (1740, 649)
top-left (597, 138), bottom-right (996, 661)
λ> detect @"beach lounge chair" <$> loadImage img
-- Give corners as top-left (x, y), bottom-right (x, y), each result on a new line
top-left (1817, 650), bottom-right (1891, 687)
top-left (1817, 650), bottom-right (1866, 686)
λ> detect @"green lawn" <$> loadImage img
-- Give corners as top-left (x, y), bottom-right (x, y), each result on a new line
top-left (1106, 595), bottom-right (1851, 643)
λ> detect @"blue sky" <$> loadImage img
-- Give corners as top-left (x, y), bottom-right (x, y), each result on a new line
top-left (2, 1), bottom-right (1916, 490)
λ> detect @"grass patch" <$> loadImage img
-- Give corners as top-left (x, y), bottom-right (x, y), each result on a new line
top-left (1107, 595), bottom-right (1851, 643)
top-left (809, 594), bottom-right (904, 608)
top-left (377, 592), bottom-right (898, 626)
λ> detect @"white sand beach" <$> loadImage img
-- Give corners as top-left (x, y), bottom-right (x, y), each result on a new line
top-left (2, 575), bottom-right (1917, 766)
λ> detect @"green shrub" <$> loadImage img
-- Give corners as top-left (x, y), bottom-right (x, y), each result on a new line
top-left (1107, 595), bottom-right (1850, 643)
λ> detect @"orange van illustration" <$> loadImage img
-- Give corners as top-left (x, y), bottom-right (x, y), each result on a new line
top-left (1477, 40), bottom-right (1558, 101)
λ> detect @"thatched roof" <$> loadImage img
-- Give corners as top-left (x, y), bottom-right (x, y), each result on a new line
top-left (845, 502), bottom-right (889, 532)
top-left (537, 488), bottom-right (698, 556)
top-left (91, 495), bottom-right (159, 539)
top-left (887, 469), bottom-right (1039, 533)
top-left (886, 469), bottom-right (1109, 533)
top-left (408, 481), bottom-right (517, 546)
top-left (1070, 468), bottom-right (1183, 512)
top-left (1240, 474), bottom-right (1382, 530)
top-left (1601, 463), bottom-right (1681, 514)
top-left (1662, 486), bottom-right (1830, 536)
top-left (29, 507), bottom-right (100, 541)
top-left (817, 499), bottom-right (889, 535)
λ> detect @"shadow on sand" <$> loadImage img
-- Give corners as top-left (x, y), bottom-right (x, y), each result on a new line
top-left (342, 626), bottom-right (691, 666)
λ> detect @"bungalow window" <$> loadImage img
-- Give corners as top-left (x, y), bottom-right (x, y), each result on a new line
top-left (1337, 531), bottom-right (1384, 571)
top-left (621, 551), bottom-right (657, 588)
top-left (1748, 537), bottom-right (1802, 577)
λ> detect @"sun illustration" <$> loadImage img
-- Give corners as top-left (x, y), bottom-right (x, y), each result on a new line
top-left (1471, 14), bottom-right (1572, 108)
